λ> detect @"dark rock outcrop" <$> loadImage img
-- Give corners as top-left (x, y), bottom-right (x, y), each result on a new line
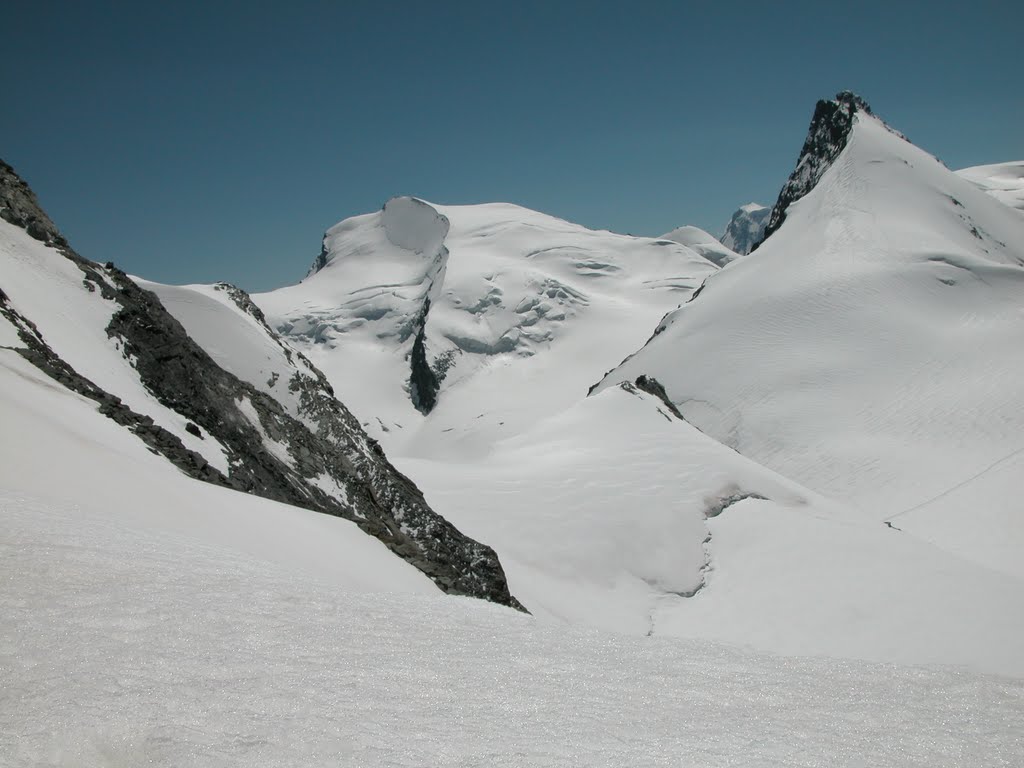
top-left (1, 160), bottom-right (67, 247)
top-left (753, 91), bottom-right (872, 250)
top-left (409, 299), bottom-right (441, 414)
top-left (633, 375), bottom-right (683, 420)
top-left (0, 160), bottom-right (524, 610)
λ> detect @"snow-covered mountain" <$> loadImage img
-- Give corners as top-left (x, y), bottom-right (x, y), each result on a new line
top-left (958, 160), bottom-right (1024, 214)
top-left (248, 115), bottom-right (1024, 676)
top-left (0, 160), bottom-right (518, 606)
top-left (256, 198), bottom-right (718, 454)
top-left (5, 92), bottom-right (1024, 765)
top-left (594, 93), bottom-right (1024, 584)
top-left (658, 224), bottom-right (740, 266)
top-left (719, 202), bottom-right (769, 254)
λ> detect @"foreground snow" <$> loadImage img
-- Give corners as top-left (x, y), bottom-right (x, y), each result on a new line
top-left (3, 490), bottom-right (1023, 768)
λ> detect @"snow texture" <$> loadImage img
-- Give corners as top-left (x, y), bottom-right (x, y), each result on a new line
top-left (658, 224), bottom-right (741, 266)
top-left (4, 489), bottom-right (1023, 768)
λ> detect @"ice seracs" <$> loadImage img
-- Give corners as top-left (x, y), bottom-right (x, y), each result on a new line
top-left (256, 196), bottom-right (718, 454)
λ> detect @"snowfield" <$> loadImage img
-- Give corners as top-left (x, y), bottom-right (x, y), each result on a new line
top-left (4, 490), bottom-right (1023, 768)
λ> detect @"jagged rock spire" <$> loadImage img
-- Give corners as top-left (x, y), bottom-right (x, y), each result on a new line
top-left (753, 91), bottom-right (872, 250)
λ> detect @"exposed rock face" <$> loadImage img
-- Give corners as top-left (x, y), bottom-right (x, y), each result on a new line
top-left (754, 91), bottom-right (873, 249)
top-left (0, 160), bottom-right (523, 610)
top-left (0, 160), bottom-right (67, 247)
top-left (719, 204), bottom-right (769, 255)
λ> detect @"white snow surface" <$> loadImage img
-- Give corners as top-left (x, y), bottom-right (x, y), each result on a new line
top-left (398, 385), bottom-right (1024, 675)
top-left (658, 224), bottom-right (740, 267)
top-left (596, 114), bottom-right (1024, 586)
top-left (957, 160), bottom-right (1024, 214)
top-left (4, 485), bottom-right (1024, 768)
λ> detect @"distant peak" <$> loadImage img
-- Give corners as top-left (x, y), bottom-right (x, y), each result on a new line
top-left (753, 91), bottom-right (876, 250)
top-left (720, 203), bottom-right (770, 255)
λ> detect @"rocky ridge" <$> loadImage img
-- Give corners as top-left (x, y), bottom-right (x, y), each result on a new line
top-left (754, 91), bottom-right (880, 249)
top-left (0, 161), bottom-right (522, 609)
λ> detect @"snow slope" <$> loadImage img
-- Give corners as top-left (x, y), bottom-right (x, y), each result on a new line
top-left (397, 383), bottom-right (1024, 675)
top-left (256, 198), bottom-right (717, 455)
top-left (0, 218), bottom-right (232, 470)
top-left (136, 279), bottom-right (329, 424)
top-left (657, 224), bottom-right (740, 267)
top-left (958, 160), bottom-right (1024, 214)
top-left (0, 335), bottom-right (434, 594)
top-left (0, 169), bottom-right (519, 604)
top-left (4, 485), bottom-right (1023, 768)
top-left (595, 106), bottom-right (1024, 582)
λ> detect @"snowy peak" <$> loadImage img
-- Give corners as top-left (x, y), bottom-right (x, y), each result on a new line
top-left (719, 203), bottom-right (769, 255)
top-left (258, 200), bottom-right (717, 450)
top-left (659, 224), bottom-right (740, 267)
top-left (382, 196), bottom-right (450, 254)
top-left (756, 91), bottom-right (886, 248)
top-left (593, 105), bottom-right (1024, 534)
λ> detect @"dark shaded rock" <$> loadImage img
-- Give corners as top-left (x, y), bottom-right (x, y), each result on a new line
top-left (0, 160), bottom-right (67, 248)
top-left (634, 375), bottom-right (683, 419)
top-left (409, 299), bottom-right (440, 414)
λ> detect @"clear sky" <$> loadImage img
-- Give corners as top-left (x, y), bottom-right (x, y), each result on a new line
top-left (4, 0), bottom-right (1021, 291)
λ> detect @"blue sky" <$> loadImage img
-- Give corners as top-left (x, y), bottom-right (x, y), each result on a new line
top-left (4, 1), bottom-right (1021, 291)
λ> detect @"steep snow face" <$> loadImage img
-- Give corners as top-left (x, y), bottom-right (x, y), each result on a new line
top-left (958, 161), bottom-right (1024, 214)
top-left (659, 224), bottom-right (740, 266)
top-left (595, 111), bottom-right (1024, 579)
top-left (718, 203), bottom-right (769, 254)
top-left (257, 197), bottom-right (717, 455)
